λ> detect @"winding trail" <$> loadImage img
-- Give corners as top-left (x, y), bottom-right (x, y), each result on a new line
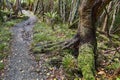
top-left (4, 10), bottom-right (65, 80)
top-left (4, 10), bottom-right (40, 80)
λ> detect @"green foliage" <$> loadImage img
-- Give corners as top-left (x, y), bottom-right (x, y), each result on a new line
top-left (33, 21), bottom-right (75, 44)
top-left (44, 11), bottom-right (59, 27)
top-left (44, 11), bottom-right (58, 19)
top-left (32, 21), bottom-right (75, 54)
top-left (113, 10), bottom-right (120, 31)
top-left (33, 22), bottom-right (57, 43)
top-left (0, 23), bottom-right (12, 70)
top-left (62, 54), bottom-right (77, 71)
top-left (61, 44), bottom-right (96, 80)
top-left (62, 51), bottom-right (80, 80)
top-left (21, 0), bottom-right (34, 3)
top-left (106, 58), bottom-right (120, 70)
top-left (116, 77), bottom-right (120, 80)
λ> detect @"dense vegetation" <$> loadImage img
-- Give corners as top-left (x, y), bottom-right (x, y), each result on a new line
top-left (0, 0), bottom-right (120, 80)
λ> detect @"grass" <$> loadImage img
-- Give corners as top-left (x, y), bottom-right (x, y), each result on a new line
top-left (0, 24), bottom-right (11, 71)
top-left (32, 21), bottom-right (75, 53)
top-left (33, 21), bottom-right (75, 44)
top-left (62, 54), bottom-right (77, 71)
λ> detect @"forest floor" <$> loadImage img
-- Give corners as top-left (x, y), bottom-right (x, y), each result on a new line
top-left (0, 10), bottom-right (120, 80)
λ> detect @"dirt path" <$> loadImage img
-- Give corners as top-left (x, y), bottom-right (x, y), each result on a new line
top-left (4, 11), bottom-right (41, 80)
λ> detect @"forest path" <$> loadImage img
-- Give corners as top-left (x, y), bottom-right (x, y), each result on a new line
top-left (4, 10), bottom-right (41, 80)
top-left (4, 10), bottom-right (65, 80)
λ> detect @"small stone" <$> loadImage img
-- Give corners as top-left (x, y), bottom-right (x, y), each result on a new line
top-left (97, 71), bottom-right (105, 75)
top-left (36, 69), bottom-right (40, 72)
top-left (51, 75), bottom-right (54, 77)
top-left (19, 60), bottom-right (21, 63)
top-left (36, 78), bottom-right (39, 80)
top-left (21, 70), bottom-right (24, 73)
top-left (46, 73), bottom-right (50, 76)
top-left (44, 70), bottom-right (47, 72)
top-left (49, 67), bottom-right (53, 71)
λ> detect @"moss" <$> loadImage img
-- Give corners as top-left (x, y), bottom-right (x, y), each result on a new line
top-left (78, 44), bottom-right (95, 80)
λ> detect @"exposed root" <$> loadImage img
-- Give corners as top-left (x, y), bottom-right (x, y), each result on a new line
top-left (62, 37), bottom-right (79, 49)
top-left (32, 36), bottom-right (80, 53)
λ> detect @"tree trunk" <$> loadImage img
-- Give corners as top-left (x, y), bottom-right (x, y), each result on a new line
top-left (6, 0), bottom-right (13, 17)
top-left (14, 0), bottom-right (22, 15)
top-left (68, 0), bottom-right (80, 25)
top-left (74, 0), bottom-right (112, 79)
top-left (59, 0), bottom-right (66, 23)
top-left (102, 1), bottom-right (112, 32)
top-left (109, 0), bottom-right (120, 34)
top-left (77, 0), bottom-right (96, 79)
top-left (0, 0), bottom-right (4, 21)
top-left (33, 0), bottom-right (39, 14)
top-left (48, 0), bottom-right (54, 12)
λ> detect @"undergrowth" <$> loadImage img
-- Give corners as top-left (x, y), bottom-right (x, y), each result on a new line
top-left (32, 21), bottom-right (120, 80)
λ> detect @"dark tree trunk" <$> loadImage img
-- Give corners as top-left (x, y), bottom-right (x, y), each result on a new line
top-left (77, 0), bottom-right (96, 79)
top-left (72, 0), bottom-right (112, 79)
top-left (6, 0), bottom-right (13, 17)
top-left (33, 0), bottom-right (39, 14)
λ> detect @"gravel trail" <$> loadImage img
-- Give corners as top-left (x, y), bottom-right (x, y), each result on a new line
top-left (4, 11), bottom-right (40, 80)
top-left (4, 10), bottom-right (65, 80)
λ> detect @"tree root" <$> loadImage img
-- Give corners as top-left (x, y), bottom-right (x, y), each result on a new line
top-left (32, 36), bottom-right (80, 54)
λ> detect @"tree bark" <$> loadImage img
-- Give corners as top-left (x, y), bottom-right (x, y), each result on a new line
top-left (75, 0), bottom-right (112, 79)
top-left (33, 0), bottom-right (39, 14)
top-left (6, 0), bottom-right (13, 17)
top-left (68, 0), bottom-right (80, 25)
top-left (59, 0), bottom-right (66, 23)
top-left (77, 0), bottom-right (96, 79)
top-left (12, 0), bottom-right (22, 15)
top-left (0, 0), bottom-right (4, 21)
top-left (102, 1), bottom-right (112, 32)
top-left (109, 0), bottom-right (120, 34)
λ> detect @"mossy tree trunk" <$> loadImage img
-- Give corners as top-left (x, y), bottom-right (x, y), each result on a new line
top-left (75, 0), bottom-right (112, 79)
top-left (77, 0), bottom-right (96, 79)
